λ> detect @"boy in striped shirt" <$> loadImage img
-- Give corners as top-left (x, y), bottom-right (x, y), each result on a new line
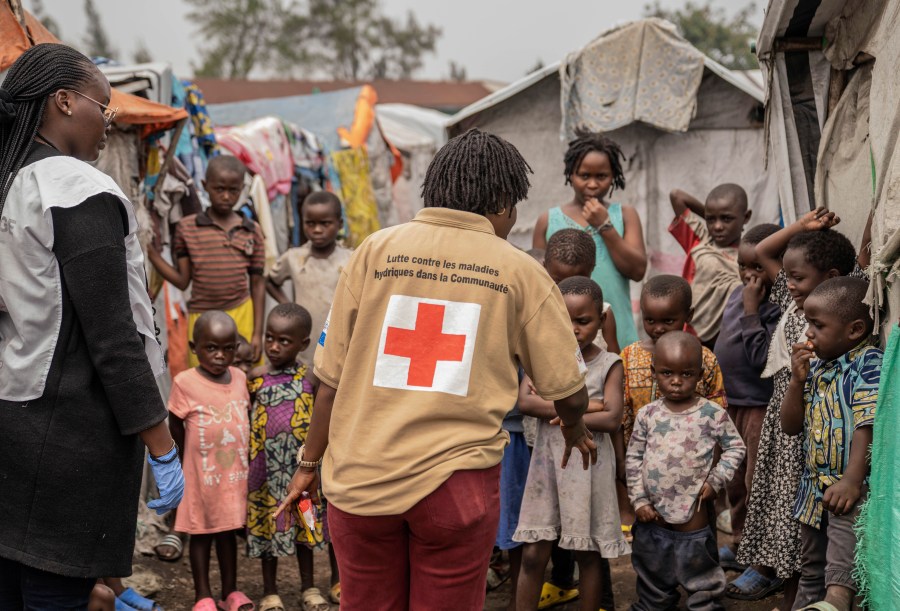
top-left (148, 156), bottom-right (266, 365)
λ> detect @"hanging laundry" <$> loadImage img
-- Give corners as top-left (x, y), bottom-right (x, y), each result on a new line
top-left (182, 81), bottom-right (219, 159)
top-left (331, 147), bottom-right (380, 247)
top-left (216, 117), bottom-right (295, 201)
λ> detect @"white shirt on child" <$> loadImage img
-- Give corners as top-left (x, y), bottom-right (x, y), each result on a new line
top-left (267, 242), bottom-right (353, 363)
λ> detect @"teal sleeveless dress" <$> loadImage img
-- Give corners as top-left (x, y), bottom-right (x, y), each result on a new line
top-left (546, 205), bottom-right (638, 348)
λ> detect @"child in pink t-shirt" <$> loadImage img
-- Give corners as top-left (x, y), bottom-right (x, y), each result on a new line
top-left (169, 311), bottom-right (252, 611)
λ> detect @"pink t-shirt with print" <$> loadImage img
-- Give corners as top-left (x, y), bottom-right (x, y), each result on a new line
top-left (169, 367), bottom-right (250, 534)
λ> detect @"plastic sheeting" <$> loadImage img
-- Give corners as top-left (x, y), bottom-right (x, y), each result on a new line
top-left (560, 19), bottom-right (706, 137)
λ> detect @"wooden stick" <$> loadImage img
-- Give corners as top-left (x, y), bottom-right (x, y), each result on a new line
top-left (153, 117), bottom-right (188, 202)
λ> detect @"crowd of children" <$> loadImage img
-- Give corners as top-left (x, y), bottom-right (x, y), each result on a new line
top-left (132, 127), bottom-right (886, 611)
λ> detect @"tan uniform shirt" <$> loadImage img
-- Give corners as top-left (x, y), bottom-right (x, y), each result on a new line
top-left (268, 243), bottom-right (354, 363)
top-left (314, 208), bottom-right (586, 515)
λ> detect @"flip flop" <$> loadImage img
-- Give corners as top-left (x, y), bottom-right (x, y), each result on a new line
top-left (329, 583), bottom-right (340, 604)
top-left (718, 545), bottom-right (747, 572)
top-left (118, 588), bottom-right (164, 611)
top-left (154, 533), bottom-right (184, 562)
top-left (218, 591), bottom-right (254, 611)
top-left (115, 599), bottom-right (140, 611)
top-left (258, 595), bottom-right (285, 611)
top-left (193, 599), bottom-right (218, 611)
top-left (538, 582), bottom-right (579, 609)
top-left (726, 566), bottom-right (784, 600)
top-left (301, 588), bottom-right (329, 611)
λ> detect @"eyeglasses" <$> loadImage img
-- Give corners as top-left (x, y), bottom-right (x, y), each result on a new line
top-left (66, 89), bottom-right (118, 126)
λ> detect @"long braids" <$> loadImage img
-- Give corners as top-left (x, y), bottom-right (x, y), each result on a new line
top-left (422, 128), bottom-right (533, 215)
top-left (0, 44), bottom-right (97, 215)
top-left (563, 128), bottom-right (626, 194)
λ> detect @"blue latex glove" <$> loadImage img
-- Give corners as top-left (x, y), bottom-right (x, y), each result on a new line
top-left (146, 445), bottom-right (185, 515)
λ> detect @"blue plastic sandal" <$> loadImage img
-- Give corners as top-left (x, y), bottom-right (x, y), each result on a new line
top-left (118, 588), bottom-right (164, 611)
top-left (726, 566), bottom-right (784, 600)
top-left (718, 545), bottom-right (748, 572)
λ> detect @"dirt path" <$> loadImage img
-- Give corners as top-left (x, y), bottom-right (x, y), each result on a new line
top-left (136, 540), bottom-right (782, 610)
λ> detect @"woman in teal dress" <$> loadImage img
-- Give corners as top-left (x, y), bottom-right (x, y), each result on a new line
top-left (534, 131), bottom-right (646, 348)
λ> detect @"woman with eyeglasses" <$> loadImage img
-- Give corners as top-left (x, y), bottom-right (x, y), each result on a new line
top-left (0, 43), bottom-right (184, 606)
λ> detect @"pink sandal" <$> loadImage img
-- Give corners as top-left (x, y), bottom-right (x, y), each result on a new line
top-left (193, 598), bottom-right (218, 611)
top-left (219, 591), bottom-right (255, 611)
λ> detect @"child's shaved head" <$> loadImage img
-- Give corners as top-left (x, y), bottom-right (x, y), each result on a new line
top-left (546, 229), bottom-right (596, 270)
top-left (706, 183), bottom-right (748, 213)
top-left (642, 275), bottom-right (692, 314)
top-left (807, 277), bottom-right (873, 332)
top-left (654, 330), bottom-right (703, 369)
top-left (193, 310), bottom-right (237, 342)
top-left (206, 155), bottom-right (247, 181)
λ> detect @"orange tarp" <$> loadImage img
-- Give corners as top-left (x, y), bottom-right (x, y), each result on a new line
top-left (1, 6), bottom-right (187, 131)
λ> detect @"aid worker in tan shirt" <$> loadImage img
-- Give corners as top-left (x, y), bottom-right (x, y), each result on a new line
top-left (275, 129), bottom-right (594, 611)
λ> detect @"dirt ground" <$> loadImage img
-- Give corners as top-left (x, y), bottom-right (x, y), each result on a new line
top-left (135, 533), bottom-right (782, 610)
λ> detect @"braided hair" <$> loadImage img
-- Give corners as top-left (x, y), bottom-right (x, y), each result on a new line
top-left (0, 44), bottom-right (98, 214)
top-left (422, 128), bottom-right (532, 216)
top-left (563, 128), bottom-right (626, 194)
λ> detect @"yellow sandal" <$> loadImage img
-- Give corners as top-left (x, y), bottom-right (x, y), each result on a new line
top-left (538, 582), bottom-right (579, 609)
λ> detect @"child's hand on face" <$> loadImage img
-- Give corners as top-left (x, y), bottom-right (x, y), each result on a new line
top-left (635, 504), bottom-right (660, 523)
top-left (799, 207), bottom-right (840, 232)
top-left (742, 275), bottom-right (766, 314)
top-left (822, 477), bottom-right (861, 516)
top-left (582, 197), bottom-right (610, 229)
top-left (790, 342), bottom-right (815, 383)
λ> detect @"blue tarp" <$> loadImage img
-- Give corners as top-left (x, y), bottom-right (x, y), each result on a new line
top-left (207, 86), bottom-right (363, 151)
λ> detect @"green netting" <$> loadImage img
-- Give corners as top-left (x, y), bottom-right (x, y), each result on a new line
top-left (855, 324), bottom-right (900, 609)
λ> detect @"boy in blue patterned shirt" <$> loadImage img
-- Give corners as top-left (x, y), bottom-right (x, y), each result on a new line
top-left (781, 277), bottom-right (882, 611)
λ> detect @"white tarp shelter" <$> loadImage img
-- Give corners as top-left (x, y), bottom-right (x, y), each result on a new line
top-left (375, 103), bottom-right (449, 223)
top-left (447, 19), bottom-right (780, 292)
top-left (757, 0), bottom-right (900, 324)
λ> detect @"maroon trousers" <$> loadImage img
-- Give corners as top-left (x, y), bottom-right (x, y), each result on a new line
top-left (328, 464), bottom-right (501, 611)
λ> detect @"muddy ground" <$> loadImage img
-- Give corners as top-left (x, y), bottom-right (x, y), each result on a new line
top-left (134, 532), bottom-right (781, 610)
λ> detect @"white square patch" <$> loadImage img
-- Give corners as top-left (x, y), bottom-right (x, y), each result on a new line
top-left (373, 295), bottom-right (481, 396)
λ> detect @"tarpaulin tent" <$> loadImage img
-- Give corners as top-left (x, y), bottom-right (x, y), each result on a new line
top-left (375, 103), bottom-right (449, 223)
top-left (0, 4), bottom-right (187, 132)
top-left (758, 4), bottom-right (900, 607)
top-left (208, 86), bottom-right (397, 238)
top-left (757, 0), bottom-right (900, 323)
top-left (447, 19), bottom-right (780, 287)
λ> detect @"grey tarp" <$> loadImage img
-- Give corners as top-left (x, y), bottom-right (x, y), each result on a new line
top-left (447, 20), bottom-right (780, 328)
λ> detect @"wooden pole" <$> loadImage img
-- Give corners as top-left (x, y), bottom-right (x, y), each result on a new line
top-left (153, 117), bottom-right (188, 201)
top-left (826, 68), bottom-right (847, 120)
top-left (774, 37), bottom-right (823, 53)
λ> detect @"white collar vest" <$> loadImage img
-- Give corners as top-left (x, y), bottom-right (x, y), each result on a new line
top-left (0, 155), bottom-right (165, 401)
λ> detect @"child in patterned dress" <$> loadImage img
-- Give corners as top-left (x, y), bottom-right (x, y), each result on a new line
top-left (514, 277), bottom-right (630, 611)
top-left (626, 331), bottom-right (745, 611)
top-left (732, 209), bottom-right (864, 604)
top-left (246, 304), bottom-right (337, 611)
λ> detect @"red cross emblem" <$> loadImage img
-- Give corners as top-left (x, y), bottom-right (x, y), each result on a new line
top-left (384, 303), bottom-right (466, 387)
top-left (374, 296), bottom-right (481, 396)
